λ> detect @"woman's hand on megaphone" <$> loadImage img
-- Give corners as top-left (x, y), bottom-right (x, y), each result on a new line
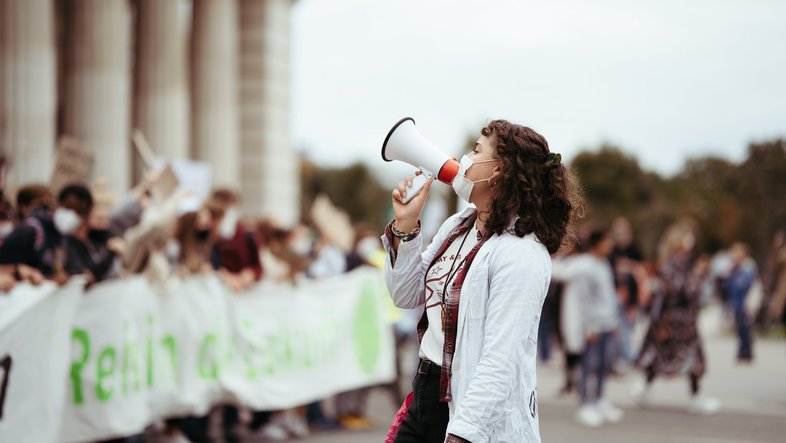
top-left (392, 171), bottom-right (433, 233)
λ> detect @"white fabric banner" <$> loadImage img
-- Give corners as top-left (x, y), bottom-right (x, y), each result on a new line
top-left (47, 268), bottom-right (393, 442)
top-left (0, 280), bottom-right (83, 443)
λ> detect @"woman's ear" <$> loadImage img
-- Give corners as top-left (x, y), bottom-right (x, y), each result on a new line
top-left (490, 168), bottom-right (501, 186)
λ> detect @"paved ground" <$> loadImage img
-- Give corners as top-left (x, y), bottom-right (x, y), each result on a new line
top-left (239, 304), bottom-right (786, 443)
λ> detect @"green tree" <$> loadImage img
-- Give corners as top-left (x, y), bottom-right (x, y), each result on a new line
top-left (735, 140), bottom-right (786, 261)
top-left (666, 156), bottom-right (740, 252)
top-left (571, 145), bottom-right (658, 222)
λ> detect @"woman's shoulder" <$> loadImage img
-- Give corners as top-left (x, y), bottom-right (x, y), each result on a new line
top-left (493, 231), bottom-right (551, 266)
top-left (497, 230), bottom-right (548, 251)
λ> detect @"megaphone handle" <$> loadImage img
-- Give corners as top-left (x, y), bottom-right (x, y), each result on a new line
top-left (401, 171), bottom-right (432, 204)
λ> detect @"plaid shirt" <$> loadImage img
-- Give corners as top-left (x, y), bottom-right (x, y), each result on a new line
top-left (385, 213), bottom-right (491, 405)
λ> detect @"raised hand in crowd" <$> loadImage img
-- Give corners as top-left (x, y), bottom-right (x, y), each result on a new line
top-left (0, 268), bottom-right (14, 292)
top-left (17, 264), bottom-right (44, 285)
top-left (107, 236), bottom-right (126, 256)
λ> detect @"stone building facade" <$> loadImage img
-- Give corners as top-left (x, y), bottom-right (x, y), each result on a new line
top-left (0, 0), bottom-right (298, 223)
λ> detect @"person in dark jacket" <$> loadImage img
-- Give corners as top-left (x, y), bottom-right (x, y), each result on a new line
top-left (0, 184), bottom-right (60, 278)
top-left (210, 189), bottom-right (262, 291)
top-left (57, 184), bottom-right (123, 283)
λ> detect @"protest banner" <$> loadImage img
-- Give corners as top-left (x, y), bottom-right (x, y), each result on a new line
top-left (0, 280), bottom-right (83, 443)
top-left (0, 268), bottom-right (394, 442)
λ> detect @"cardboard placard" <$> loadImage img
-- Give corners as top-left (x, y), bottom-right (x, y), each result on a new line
top-left (150, 164), bottom-right (179, 203)
top-left (50, 136), bottom-right (93, 193)
top-left (310, 194), bottom-right (355, 253)
top-left (131, 129), bottom-right (156, 171)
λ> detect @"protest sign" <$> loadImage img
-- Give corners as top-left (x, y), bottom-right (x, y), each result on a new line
top-left (0, 281), bottom-right (83, 443)
top-left (0, 269), bottom-right (394, 442)
top-left (50, 136), bottom-right (93, 193)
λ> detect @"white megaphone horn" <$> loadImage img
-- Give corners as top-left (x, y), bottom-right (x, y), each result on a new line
top-left (381, 117), bottom-right (460, 204)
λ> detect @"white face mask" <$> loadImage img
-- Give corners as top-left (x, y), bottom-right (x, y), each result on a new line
top-left (53, 208), bottom-right (82, 235)
top-left (451, 155), bottom-right (498, 203)
top-left (290, 236), bottom-right (312, 256)
top-left (356, 237), bottom-right (380, 260)
top-left (218, 208), bottom-right (239, 239)
top-left (0, 221), bottom-right (13, 238)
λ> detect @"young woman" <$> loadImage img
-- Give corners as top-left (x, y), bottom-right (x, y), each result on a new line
top-left (384, 120), bottom-right (582, 442)
top-left (633, 221), bottom-right (721, 415)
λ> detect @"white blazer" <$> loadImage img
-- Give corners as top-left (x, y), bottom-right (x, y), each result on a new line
top-left (382, 207), bottom-right (551, 443)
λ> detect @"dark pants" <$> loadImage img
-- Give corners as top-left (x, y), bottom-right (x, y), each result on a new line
top-left (734, 307), bottom-right (753, 360)
top-left (580, 331), bottom-right (612, 404)
top-left (562, 352), bottom-right (582, 393)
top-left (393, 362), bottom-right (449, 443)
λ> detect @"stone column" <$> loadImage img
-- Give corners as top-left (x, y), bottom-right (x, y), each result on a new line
top-left (63, 0), bottom-right (131, 195)
top-left (133, 0), bottom-right (189, 164)
top-left (0, 0), bottom-right (57, 187)
top-left (192, 0), bottom-right (240, 188)
top-left (239, 0), bottom-right (298, 223)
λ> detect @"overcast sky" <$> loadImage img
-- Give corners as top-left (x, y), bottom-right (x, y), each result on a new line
top-left (291, 0), bottom-right (786, 183)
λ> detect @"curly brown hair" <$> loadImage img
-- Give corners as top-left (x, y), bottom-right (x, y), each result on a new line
top-left (481, 120), bottom-right (583, 254)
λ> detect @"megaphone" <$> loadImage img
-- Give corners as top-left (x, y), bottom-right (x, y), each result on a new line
top-left (381, 117), bottom-right (459, 203)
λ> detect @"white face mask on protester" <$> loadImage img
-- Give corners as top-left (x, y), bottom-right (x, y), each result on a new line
top-left (53, 208), bottom-right (81, 234)
top-left (290, 236), bottom-right (312, 256)
top-left (0, 221), bottom-right (13, 238)
top-left (451, 155), bottom-right (498, 203)
top-left (356, 237), bottom-right (380, 261)
top-left (218, 208), bottom-right (239, 239)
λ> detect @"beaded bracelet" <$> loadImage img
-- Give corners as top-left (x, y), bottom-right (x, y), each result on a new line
top-left (391, 220), bottom-right (421, 242)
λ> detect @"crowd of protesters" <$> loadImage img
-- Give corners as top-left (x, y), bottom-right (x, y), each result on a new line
top-left (0, 167), bottom-right (407, 443)
top-left (541, 216), bottom-right (785, 428)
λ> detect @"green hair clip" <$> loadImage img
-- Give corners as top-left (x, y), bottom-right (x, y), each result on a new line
top-left (547, 152), bottom-right (562, 168)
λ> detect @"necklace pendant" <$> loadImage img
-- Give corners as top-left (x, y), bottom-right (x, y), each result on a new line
top-left (441, 308), bottom-right (446, 330)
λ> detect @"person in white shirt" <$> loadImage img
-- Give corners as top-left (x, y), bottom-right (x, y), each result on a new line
top-left (383, 120), bottom-right (583, 443)
top-left (569, 229), bottom-right (624, 428)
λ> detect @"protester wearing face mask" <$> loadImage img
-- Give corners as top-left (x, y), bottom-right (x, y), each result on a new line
top-left (346, 228), bottom-right (385, 271)
top-left (0, 184), bottom-right (58, 281)
top-left (174, 207), bottom-right (216, 276)
top-left (209, 189), bottom-right (262, 293)
top-left (384, 120), bottom-right (583, 443)
top-left (64, 198), bottom-right (127, 283)
top-left (56, 184), bottom-right (123, 284)
top-left (254, 220), bottom-right (308, 283)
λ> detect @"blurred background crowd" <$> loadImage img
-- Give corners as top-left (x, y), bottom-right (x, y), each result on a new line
top-left (543, 216), bottom-right (785, 428)
top-left (0, 164), bottom-right (408, 442)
